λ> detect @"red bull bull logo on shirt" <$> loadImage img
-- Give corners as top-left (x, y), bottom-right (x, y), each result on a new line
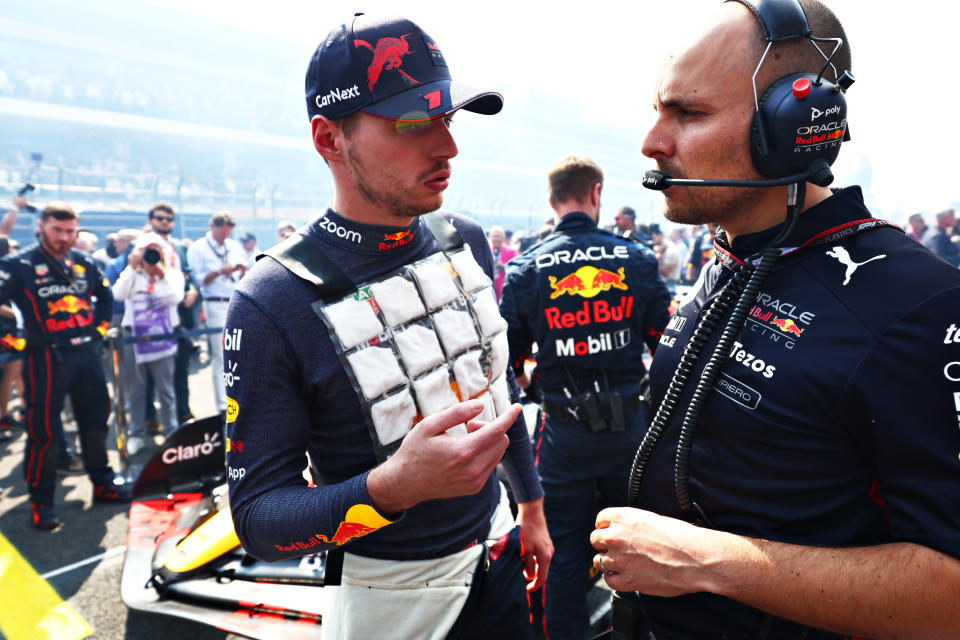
top-left (47, 295), bottom-right (90, 315)
top-left (769, 316), bottom-right (805, 337)
top-left (44, 295), bottom-right (94, 331)
top-left (379, 231), bottom-right (413, 251)
top-left (548, 266), bottom-right (627, 299)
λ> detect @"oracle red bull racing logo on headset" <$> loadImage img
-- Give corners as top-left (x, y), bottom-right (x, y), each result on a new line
top-left (548, 266), bottom-right (628, 300)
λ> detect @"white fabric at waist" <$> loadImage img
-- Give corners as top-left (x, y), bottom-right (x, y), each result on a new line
top-left (323, 485), bottom-right (515, 640)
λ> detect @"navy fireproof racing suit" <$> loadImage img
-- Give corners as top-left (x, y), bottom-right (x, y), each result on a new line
top-left (0, 244), bottom-right (115, 505)
top-left (500, 211), bottom-right (671, 640)
top-left (225, 210), bottom-right (542, 636)
top-left (635, 187), bottom-right (960, 639)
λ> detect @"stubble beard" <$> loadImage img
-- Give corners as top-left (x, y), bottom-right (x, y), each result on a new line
top-left (661, 184), bottom-right (766, 227)
top-left (658, 150), bottom-right (767, 228)
top-left (40, 231), bottom-right (70, 260)
top-left (344, 145), bottom-right (445, 220)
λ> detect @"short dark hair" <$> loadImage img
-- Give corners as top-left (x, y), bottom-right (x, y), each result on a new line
top-left (338, 111), bottom-right (362, 138)
top-left (548, 155), bottom-right (604, 206)
top-left (211, 211), bottom-right (236, 227)
top-left (150, 202), bottom-right (175, 218)
top-left (40, 202), bottom-right (78, 222)
top-left (750, 0), bottom-right (852, 91)
top-left (320, 112), bottom-right (362, 167)
top-left (617, 207), bottom-right (636, 220)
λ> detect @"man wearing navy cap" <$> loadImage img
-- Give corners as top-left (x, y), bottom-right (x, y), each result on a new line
top-left (224, 14), bottom-right (551, 639)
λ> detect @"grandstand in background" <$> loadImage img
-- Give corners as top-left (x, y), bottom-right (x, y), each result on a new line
top-left (1, 0), bottom-right (667, 246)
top-left (2, 0), bottom-right (889, 245)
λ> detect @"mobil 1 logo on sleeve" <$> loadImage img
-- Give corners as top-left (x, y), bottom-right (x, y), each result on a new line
top-left (224, 360), bottom-right (240, 388)
top-left (223, 328), bottom-right (242, 352)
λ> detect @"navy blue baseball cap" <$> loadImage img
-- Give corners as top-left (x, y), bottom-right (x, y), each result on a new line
top-left (305, 14), bottom-right (503, 122)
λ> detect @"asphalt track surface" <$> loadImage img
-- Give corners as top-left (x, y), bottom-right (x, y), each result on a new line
top-left (0, 340), bottom-right (238, 640)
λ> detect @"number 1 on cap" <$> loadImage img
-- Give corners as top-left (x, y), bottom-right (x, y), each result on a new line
top-left (422, 90), bottom-right (442, 110)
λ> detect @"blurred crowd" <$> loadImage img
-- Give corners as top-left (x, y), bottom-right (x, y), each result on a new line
top-left (0, 188), bottom-right (957, 533)
top-left (0, 197), bottom-right (299, 461)
top-left (491, 204), bottom-right (960, 305)
top-left (0, 41), bottom-right (302, 138)
top-left (2, 192), bottom-right (957, 456)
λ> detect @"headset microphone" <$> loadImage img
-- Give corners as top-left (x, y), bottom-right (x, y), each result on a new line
top-left (642, 158), bottom-right (833, 191)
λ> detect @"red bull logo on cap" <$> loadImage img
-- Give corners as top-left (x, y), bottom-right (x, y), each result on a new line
top-left (47, 295), bottom-right (90, 315)
top-left (548, 266), bottom-right (627, 300)
top-left (354, 35), bottom-right (419, 91)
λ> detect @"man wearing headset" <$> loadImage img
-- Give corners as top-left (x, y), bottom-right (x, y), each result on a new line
top-left (590, 1), bottom-right (960, 639)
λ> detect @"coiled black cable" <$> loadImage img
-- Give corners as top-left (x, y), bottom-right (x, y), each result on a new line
top-left (628, 184), bottom-right (807, 518)
top-left (626, 267), bottom-right (749, 507)
top-left (673, 244), bottom-right (777, 521)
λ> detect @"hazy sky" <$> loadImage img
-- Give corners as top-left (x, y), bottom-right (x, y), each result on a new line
top-left (148, 0), bottom-right (960, 218)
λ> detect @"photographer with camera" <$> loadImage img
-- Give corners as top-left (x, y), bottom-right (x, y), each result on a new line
top-left (112, 232), bottom-right (184, 454)
top-left (145, 202), bottom-right (198, 427)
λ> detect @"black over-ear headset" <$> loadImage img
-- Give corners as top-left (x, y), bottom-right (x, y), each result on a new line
top-left (642, 0), bottom-right (855, 190)
top-left (739, 0), bottom-right (855, 178)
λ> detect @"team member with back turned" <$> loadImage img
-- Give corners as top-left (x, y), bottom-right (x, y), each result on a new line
top-left (590, 1), bottom-right (960, 639)
top-left (500, 155), bottom-right (670, 640)
top-left (224, 14), bottom-right (551, 640)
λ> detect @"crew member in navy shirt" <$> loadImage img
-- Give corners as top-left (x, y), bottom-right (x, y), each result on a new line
top-left (502, 155), bottom-right (669, 640)
top-left (590, 1), bottom-right (960, 639)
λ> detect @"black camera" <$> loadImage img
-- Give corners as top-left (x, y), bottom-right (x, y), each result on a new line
top-left (142, 248), bottom-right (162, 265)
top-left (17, 183), bottom-right (36, 214)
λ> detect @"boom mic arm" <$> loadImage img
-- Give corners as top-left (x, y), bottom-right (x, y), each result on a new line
top-left (642, 159), bottom-right (833, 190)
